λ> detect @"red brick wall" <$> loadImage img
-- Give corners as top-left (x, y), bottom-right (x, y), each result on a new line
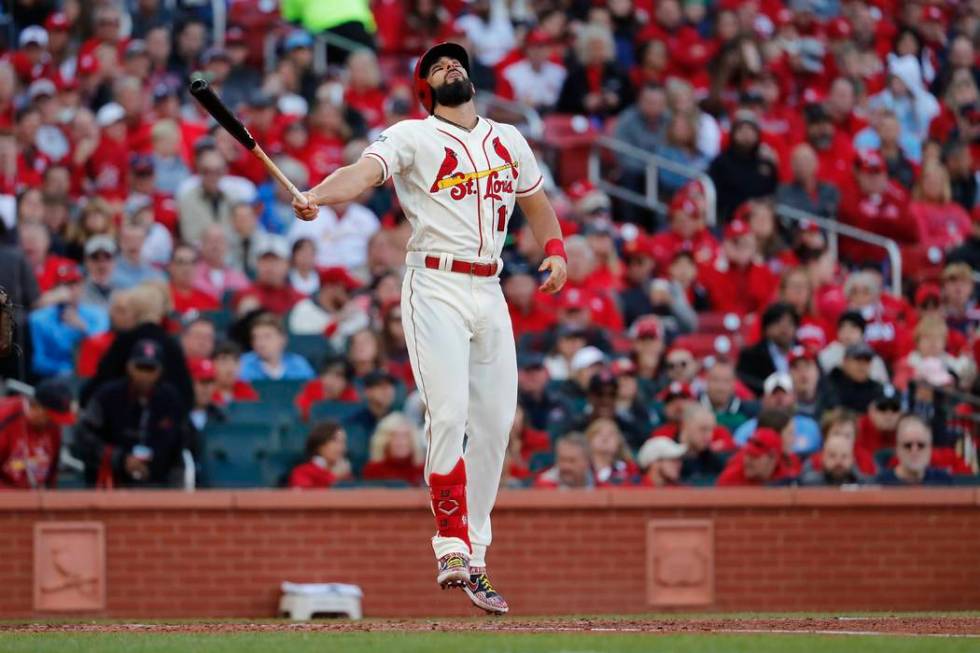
top-left (2, 488), bottom-right (979, 618)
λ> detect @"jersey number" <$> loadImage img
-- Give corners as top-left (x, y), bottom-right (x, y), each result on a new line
top-left (496, 205), bottom-right (506, 232)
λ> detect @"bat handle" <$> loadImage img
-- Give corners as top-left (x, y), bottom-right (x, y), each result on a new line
top-left (252, 145), bottom-right (309, 207)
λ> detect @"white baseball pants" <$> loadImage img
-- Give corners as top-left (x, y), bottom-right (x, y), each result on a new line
top-left (401, 265), bottom-right (518, 568)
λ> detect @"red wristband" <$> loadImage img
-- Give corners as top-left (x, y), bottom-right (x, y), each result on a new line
top-left (544, 238), bottom-right (567, 262)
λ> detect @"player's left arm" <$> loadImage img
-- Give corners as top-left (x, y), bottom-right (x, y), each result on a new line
top-left (517, 189), bottom-right (567, 294)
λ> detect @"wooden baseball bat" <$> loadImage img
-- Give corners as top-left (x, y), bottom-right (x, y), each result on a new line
top-left (189, 78), bottom-right (308, 206)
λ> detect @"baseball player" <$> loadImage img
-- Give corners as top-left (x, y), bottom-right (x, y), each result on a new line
top-left (293, 42), bottom-right (567, 614)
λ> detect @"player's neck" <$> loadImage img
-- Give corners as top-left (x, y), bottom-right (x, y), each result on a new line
top-left (433, 103), bottom-right (479, 132)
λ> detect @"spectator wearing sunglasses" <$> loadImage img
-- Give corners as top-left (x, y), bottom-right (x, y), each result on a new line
top-left (875, 415), bottom-right (952, 486)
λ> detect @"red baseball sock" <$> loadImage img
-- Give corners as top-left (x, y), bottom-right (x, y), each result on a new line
top-left (428, 458), bottom-right (471, 552)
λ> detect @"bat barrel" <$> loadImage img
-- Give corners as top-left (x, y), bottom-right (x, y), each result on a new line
top-left (189, 78), bottom-right (209, 95)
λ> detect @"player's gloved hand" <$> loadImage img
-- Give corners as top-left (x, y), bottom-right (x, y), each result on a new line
top-left (538, 256), bottom-right (567, 294)
top-left (293, 192), bottom-right (320, 221)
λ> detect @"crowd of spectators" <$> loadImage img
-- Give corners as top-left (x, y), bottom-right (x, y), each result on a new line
top-left (0, 0), bottom-right (979, 490)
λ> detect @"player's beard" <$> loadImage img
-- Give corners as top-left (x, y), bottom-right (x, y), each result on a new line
top-left (434, 78), bottom-right (475, 108)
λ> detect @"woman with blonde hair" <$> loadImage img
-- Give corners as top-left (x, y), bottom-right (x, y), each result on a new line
top-left (361, 412), bottom-right (425, 486)
top-left (892, 315), bottom-right (975, 391)
top-left (556, 22), bottom-right (631, 118)
top-left (909, 161), bottom-right (971, 252)
top-left (65, 197), bottom-right (115, 261)
top-left (584, 417), bottom-right (638, 486)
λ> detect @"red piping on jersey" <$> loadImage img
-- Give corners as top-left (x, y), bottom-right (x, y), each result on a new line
top-left (516, 175), bottom-right (543, 196)
top-left (479, 126), bottom-right (496, 243)
top-left (436, 127), bottom-right (484, 259)
top-left (364, 152), bottom-right (389, 181)
top-left (407, 270), bottom-right (434, 473)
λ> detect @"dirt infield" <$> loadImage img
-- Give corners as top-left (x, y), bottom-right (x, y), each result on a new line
top-left (4, 616), bottom-right (980, 637)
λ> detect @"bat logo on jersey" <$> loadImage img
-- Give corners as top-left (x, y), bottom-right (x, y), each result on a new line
top-left (430, 145), bottom-right (518, 200)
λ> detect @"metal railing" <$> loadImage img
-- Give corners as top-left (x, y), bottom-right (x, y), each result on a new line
top-left (587, 135), bottom-right (718, 226)
top-left (775, 204), bottom-right (903, 296)
top-left (475, 92), bottom-right (544, 141)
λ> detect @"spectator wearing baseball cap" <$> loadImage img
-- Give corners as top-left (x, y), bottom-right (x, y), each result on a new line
top-left (517, 351), bottom-right (572, 433)
top-left (288, 266), bottom-right (370, 344)
top-left (80, 235), bottom-right (118, 309)
top-left (28, 261), bottom-right (110, 377)
top-left (0, 379), bottom-right (75, 488)
top-left (238, 313), bottom-right (315, 383)
top-left (503, 263), bottom-right (557, 340)
top-left (698, 217), bottom-right (778, 317)
top-left (787, 345), bottom-right (824, 419)
top-left (233, 235), bottom-right (306, 316)
top-left (648, 194), bottom-right (719, 272)
top-left (636, 436), bottom-right (687, 488)
top-left (188, 357), bottom-right (224, 433)
top-left (817, 310), bottom-right (891, 385)
top-left (732, 372), bottom-right (822, 455)
top-left (716, 427), bottom-right (789, 486)
top-left (838, 149), bottom-right (917, 265)
top-left (736, 302), bottom-right (799, 396)
top-left (74, 339), bottom-right (189, 488)
top-left (559, 369), bottom-right (646, 450)
top-left (825, 342), bottom-right (885, 414)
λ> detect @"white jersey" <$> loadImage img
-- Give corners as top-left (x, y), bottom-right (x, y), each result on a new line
top-left (361, 115), bottom-right (544, 262)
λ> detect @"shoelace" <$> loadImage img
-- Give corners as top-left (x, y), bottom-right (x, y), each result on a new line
top-left (473, 573), bottom-right (496, 594)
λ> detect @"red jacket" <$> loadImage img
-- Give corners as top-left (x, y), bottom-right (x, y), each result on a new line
top-left (838, 181), bottom-right (917, 264)
top-left (716, 451), bottom-right (797, 486)
top-left (698, 257), bottom-right (778, 317)
top-left (170, 284), bottom-right (220, 316)
top-left (288, 460), bottom-right (336, 488)
top-left (0, 397), bottom-right (61, 489)
top-left (77, 331), bottom-right (116, 378)
top-left (234, 283), bottom-right (305, 316)
top-left (361, 457), bottom-right (424, 485)
top-left (909, 201), bottom-right (971, 251)
top-left (509, 299), bottom-right (557, 340)
top-left (294, 379), bottom-right (360, 421)
top-left (213, 380), bottom-right (259, 406)
top-left (648, 229), bottom-right (719, 271)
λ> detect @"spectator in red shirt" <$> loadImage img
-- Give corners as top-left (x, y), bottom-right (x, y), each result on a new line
top-left (0, 379), bottom-right (76, 489)
top-left (909, 161), bottom-right (971, 252)
top-left (648, 194), bottom-right (719, 271)
top-left (556, 23), bottom-right (632, 119)
top-left (636, 436), bottom-right (687, 488)
top-left (809, 408), bottom-right (877, 476)
top-left (629, 315), bottom-right (667, 386)
top-left (838, 150), bottom-right (917, 265)
top-left (361, 412), bottom-right (425, 486)
top-left (344, 50), bottom-right (387, 130)
top-left (19, 221), bottom-right (72, 297)
top-left (534, 433), bottom-right (596, 489)
top-left (503, 265), bottom-right (555, 339)
top-left (699, 217), bottom-right (778, 316)
top-left (941, 262), bottom-right (980, 337)
top-left (192, 226), bottom-right (251, 301)
top-left (211, 340), bottom-right (259, 405)
top-left (584, 417), bottom-right (639, 486)
top-left (234, 236), bottom-right (305, 316)
top-left (287, 420), bottom-right (352, 489)
top-left (716, 427), bottom-right (787, 486)
top-left (796, 103), bottom-right (855, 190)
top-left (856, 385), bottom-right (903, 454)
top-left (168, 244), bottom-right (219, 317)
top-left (179, 316), bottom-right (216, 366)
top-left (89, 102), bottom-right (131, 201)
top-left (295, 356), bottom-right (360, 422)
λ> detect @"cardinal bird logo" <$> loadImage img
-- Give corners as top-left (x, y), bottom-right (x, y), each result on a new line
top-left (430, 147), bottom-right (460, 193)
top-left (492, 137), bottom-right (518, 181)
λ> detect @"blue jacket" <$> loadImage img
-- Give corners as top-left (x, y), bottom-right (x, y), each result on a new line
top-left (733, 414), bottom-right (822, 456)
top-left (238, 351), bottom-right (314, 382)
top-left (29, 303), bottom-right (109, 377)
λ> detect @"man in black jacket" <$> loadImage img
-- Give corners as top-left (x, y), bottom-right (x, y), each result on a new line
top-left (825, 342), bottom-right (884, 414)
top-left (708, 110), bottom-right (779, 221)
top-left (73, 339), bottom-right (188, 488)
top-left (736, 302), bottom-right (798, 397)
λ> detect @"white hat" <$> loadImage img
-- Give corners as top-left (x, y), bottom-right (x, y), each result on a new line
top-left (84, 234), bottom-right (117, 257)
top-left (254, 234), bottom-right (290, 259)
top-left (95, 102), bottom-right (125, 127)
top-left (277, 93), bottom-right (308, 117)
top-left (570, 346), bottom-right (605, 373)
top-left (637, 437), bottom-right (687, 468)
top-left (28, 78), bottom-right (56, 101)
top-left (19, 26), bottom-right (48, 48)
top-left (763, 372), bottom-right (794, 395)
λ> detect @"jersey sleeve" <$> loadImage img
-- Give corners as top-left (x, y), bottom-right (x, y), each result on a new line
top-left (361, 121), bottom-right (416, 184)
top-left (509, 126), bottom-right (545, 197)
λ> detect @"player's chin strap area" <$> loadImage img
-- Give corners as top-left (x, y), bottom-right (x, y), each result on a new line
top-left (429, 458), bottom-right (472, 552)
top-left (406, 251), bottom-right (504, 277)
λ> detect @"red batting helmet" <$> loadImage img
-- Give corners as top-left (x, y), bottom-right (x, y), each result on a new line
top-left (414, 42), bottom-right (471, 114)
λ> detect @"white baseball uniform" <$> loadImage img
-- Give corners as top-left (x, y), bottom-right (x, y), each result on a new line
top-left (362, 114), bottom-right (544, 568)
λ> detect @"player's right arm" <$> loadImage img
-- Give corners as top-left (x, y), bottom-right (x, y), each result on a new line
top-left (293, 158), bottom-right (384, 221)
top-left (293, 121), bottom-right (416, 221)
